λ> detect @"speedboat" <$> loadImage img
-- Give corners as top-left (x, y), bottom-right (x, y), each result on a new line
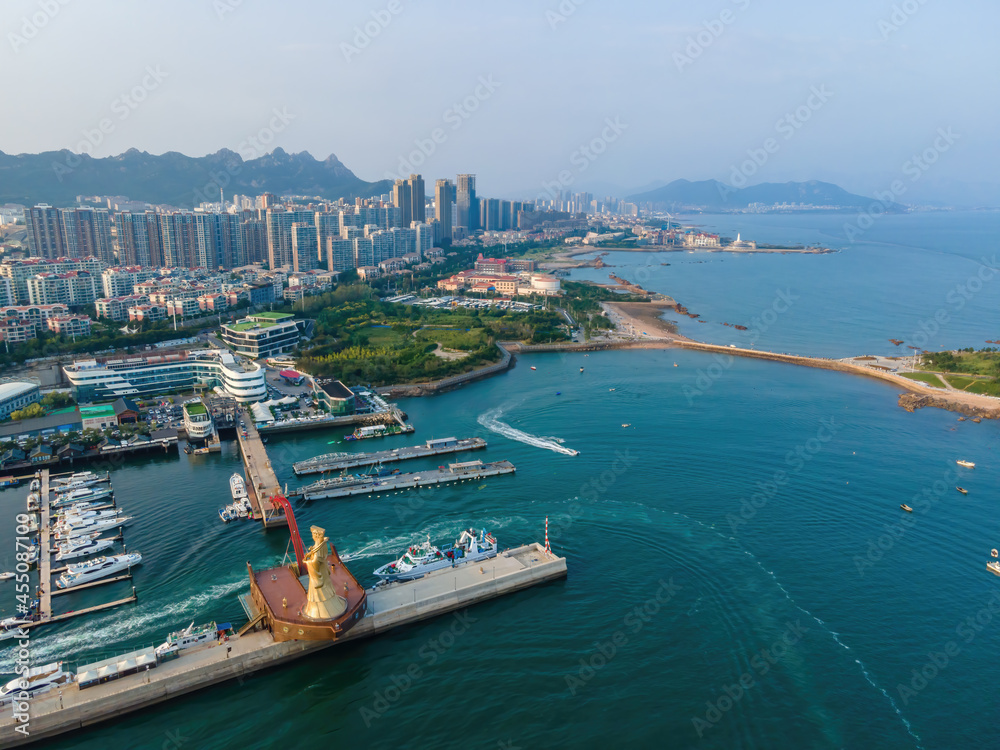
top-left (530, 366), bottom-right (537, 371)
top-left (957, 460), bottom-right (976, 469)
top-left (218, 507), bottom-right (233, 523)
top-left (0, 573), bottom-right (14, 581)
top-left (0, 663), bottom-right (73, 705)
top-left (56, 552), bottom-right (142, 589)
top-left (375, 529), bottom-right (498, 582)
top-left (230, 473), bottom-right (247, 501)
top-left (26, 493), bottom-right (39, 511)
top-left (900, 504), bottom-right (913, 512)
top-left (55, 537), bottom-right (115, 562)
top-left (957, 487), bottom-right (968, 495)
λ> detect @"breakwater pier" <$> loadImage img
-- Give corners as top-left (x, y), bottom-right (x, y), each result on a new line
top-left (236, 412), bottom-right (287, 528)
top-left (299, 459), bottom-right (516, 501)
top-left (292, 437), bottom-right (487, 476)
top-left (0, 543), bottom-right (567, 747)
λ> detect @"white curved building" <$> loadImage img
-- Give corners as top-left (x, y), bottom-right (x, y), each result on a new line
top-left (182, 400), bottom-right (214, 440)
top-left (64, 349), bottom-right (267, 404)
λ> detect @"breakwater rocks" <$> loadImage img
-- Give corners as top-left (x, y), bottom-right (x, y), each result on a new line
top-left (897, 393), bottom-right (1000, 420)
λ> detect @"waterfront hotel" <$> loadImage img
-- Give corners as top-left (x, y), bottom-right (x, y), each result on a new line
top-left (63, 349), bottom-right (267, 403)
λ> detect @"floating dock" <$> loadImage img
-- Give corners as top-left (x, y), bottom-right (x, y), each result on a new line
top-left (292, 437), bottom-right (488, 476)
top-left (0, 543), bottom-right (566, 747)
top-left (299, 460), bottom-right (516, 501)
top-left (236, 411), bottom-right (287, 528)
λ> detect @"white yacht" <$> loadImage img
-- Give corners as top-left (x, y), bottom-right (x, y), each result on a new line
top-left (52, 471), bottom-right (108, 488)
top-left (52, 486), bottom-right (114, 507)
top-left (0, 663), bottom-right (73, 705)
top-left (230, 473), bottom-right (247, 501)
top-left (56, 553), bottom-right (142, 589)
top-left (375, 529), bottom-right (499, 582)
top-left (55, 537), bottom-right (116, 562)
top-left (54, 515), bottom-right (132, 540)
top-left (155, 622), bottom-right (221, 659)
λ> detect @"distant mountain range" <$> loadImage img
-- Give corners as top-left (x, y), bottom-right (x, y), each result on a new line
top-left (0, 148), bottom-right (392, 208)
top-left (627, 179), bottom-right (906, 212)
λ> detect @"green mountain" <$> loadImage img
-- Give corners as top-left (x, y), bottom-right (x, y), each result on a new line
top-left (0, 148), bottom-right (393, 208)
top-left (628, 179), bottom-right (905, 212)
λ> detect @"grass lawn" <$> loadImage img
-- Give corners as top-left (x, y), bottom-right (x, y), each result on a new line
top-left (900, 372), bottom-right (944, 386)
top-left (965, 380), bottom-right (1000, 396)
top-left (944, 375), bottom-right (979, 389)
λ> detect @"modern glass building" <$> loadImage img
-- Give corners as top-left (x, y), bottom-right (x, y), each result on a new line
top-left (64, 349), bottom-right (267, 403)
top-left (220, 313), bottom-right (303, 359)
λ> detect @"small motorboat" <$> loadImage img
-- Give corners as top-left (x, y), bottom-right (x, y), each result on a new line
top-left (184, 444), bottom-right (193, 454)
top-left (556, 392), bottom-right (561, 396)
top-left (989, 548), bottom-right (1000, 577)
top-left (218, 508), bottom-right (232, 523)
top-left (531, 367), bottom-right (537, 371)
top-left (0, 573), bottom-right (14, 581)
top-left (900, 504), bottom-right (913, 512)
top-left (579, 367), bottom-right (584, 373)
top-left (957, 487), bottom-right (968, 495)
top-left (621, 424), bottom-right (631, 428)
top-left (957, 460), bottom-right (976, 468)
top-left (673, 363), bottom-right (678, 367)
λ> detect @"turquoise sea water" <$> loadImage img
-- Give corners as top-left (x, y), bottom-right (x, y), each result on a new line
top-left (0, 212), bottom-right (998, 749)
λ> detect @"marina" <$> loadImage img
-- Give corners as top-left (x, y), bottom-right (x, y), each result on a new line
top-left (292, 436), bottom-right (488, 475)
top-left (299, 459), bottom-right (517, 501)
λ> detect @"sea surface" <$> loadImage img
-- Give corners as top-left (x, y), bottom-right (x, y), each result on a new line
top-left (0, 212), bottom-right (998, 749)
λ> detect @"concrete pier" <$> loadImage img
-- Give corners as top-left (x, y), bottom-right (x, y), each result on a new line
top-left (292, 437), bottom-right (488, 476)
top-left (0, 543), bottom-right (566, 747)
top-left (300, 460), bottom-right (516, 501)
top-left (236, 411), bottom-right (287, 528)
top-left (37, 471), bottom-right (51, 620)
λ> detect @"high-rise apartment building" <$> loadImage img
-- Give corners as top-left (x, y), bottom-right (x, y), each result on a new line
top-left (456, 174), bottom-right (478, 233)
top-left (291, 223), bottom-right (318, 273)
top-left (434, 179), bottom-right (454, 243)
top-left (392, 180), bottom-right (412, 227)
top-left (61, 207), bottom-right (114, 265)
top-left (23, 205), bottom-right (65, 258)
top-left (408, 174), bottom-right (425, 224)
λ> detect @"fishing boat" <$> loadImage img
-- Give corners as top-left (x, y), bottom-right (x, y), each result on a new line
top-left (0, 663), bottom-right (73, 705)
top-left (957, 460), bottom-right (976, 468)
top-left (155, 621), bottom-right (223, 659)
top-left (374, 529), bottom-right (498, 582)
top-left (56, 552), bottom-right (142, 589)
top-left (900, 504), bottom-right (913, 512)
top-left (55, 537), bottom-right (115, 562)
top-left (230, 473), bottom-right (247, 501)
top-left (957, 487), bottom-right (968, 495)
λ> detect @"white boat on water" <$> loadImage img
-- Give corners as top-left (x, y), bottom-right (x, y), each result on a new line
top-left (0, 573), bottom-right (14, 581)
top-left (58, 509), bottom-right (119, 524)
top-left (54, 515), bottom-right (132, 540)
top-left (957, 460), bottom-right (976, 469)
top-left (0, 616), bottom-right (33, 638)
top-left (0, 663), bottom-right (73, 705)
top-left (26, 493), bottom-right (39, 511)
top-left (155, 621), bottom-right (221, 659)
top-left (56, 552), bottom-right (141, 589)
top-left (55, 537), bottom-right (115, 562)
top-left (52, 486), bottom-right (114, 507)
top-left (52, 471), bottom-right (108, 488)
top-left (29, 478), bottom-right (40, 492)
top-left (54, 500), bottom-right (109, 516)
top-left (230, 473), bottom-right (247, 501)
top-left (374, 529), bottom-right (498, 582)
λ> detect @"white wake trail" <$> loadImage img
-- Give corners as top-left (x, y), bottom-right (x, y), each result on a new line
top-left (477, 408), bottom-right (579, 456)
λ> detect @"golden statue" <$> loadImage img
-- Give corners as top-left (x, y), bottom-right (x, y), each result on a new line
top-left (302, 526), bottom-right (347, 620)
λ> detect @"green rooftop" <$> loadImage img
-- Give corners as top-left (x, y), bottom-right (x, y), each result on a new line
top-left (228, 320), bottom-right (275, 332)
top-left (183, 402), bottom-right (208, 416)
top-left (252, 312), bottom-right (293, 321)
top-left (80, 404), bottom-right (116, 418)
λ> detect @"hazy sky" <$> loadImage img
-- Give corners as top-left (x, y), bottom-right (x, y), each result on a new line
top-left (5, 0), bottom-right (999, 204)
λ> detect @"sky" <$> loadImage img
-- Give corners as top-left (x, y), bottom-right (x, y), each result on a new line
top-left (4, 0), bottom-right (999, 205)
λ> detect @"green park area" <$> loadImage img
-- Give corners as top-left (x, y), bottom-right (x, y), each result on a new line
top-left (918, 348), bottom-right (1000, 396)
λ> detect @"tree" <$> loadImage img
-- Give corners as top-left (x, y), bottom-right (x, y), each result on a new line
top-left (10, 403), bottom-right (45, 421)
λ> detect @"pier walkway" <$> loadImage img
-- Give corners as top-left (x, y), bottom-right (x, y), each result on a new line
top-left (293, 437), bottom-right (487, 476)
top-left (38, 471), bottom-right (51, 619)
top-left (0, 543), bottom-right (565, 747)
top-left (236, 411), bottom-right (287, 528)
top-left (300, 460), bottom-right (516, 501)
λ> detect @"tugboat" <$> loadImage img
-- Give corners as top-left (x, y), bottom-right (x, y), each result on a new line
top-left (374, 529), bottom-right (498, 582)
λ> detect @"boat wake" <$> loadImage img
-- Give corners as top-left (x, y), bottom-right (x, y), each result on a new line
top-left (477, 407), bottom-right (579, 456)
